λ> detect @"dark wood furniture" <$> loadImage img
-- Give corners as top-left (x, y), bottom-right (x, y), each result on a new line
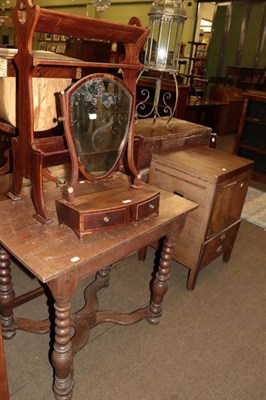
top-left (208, 86), bottom-right (245, 135)
top-left (3, 0), bottom-right (148, 224)
top-left (0, 47), bottom-right (73, 180)
top-left (65, 37), bottom-right (112, 63)
top-left (134, 117), bottom-right (213, 181)
top-left (0, 322), bottom-right (9, 400)
top-left (185, 96), bottom-right (228, 132)
top-left (56, 177), bottom-right (160, 239)
top-left (226, 66), bottom-right (265, 91)
top-left (148, 146), bottom-right (254, 290)
top-left (234, 90), bottom-right (266, 184)
top-left (0, 177), bottom-right (196, 400)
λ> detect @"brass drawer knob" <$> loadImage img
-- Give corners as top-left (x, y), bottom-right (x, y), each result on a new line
top-left (149, 203), bottom-right (155, 209)
top-left (220, 233), bottom-right (226, 241)
top-left (103, 216), bottom-right (110, 223)
top-left (216, 244), bottom-right (223, 254)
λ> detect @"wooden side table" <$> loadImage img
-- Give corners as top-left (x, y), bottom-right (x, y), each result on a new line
top-left (0, 178), bottom-right (196, 400)
top-left (149, 146), bottom-right (254, 290)
top-left (209, 86), bottom-right (244, 135)
top-left (134, 117), bottom-right (212, 181)
top-left (185, 96), bottom-right (228, 133)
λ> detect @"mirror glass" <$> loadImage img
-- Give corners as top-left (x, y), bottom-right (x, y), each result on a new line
top-left (70, 76), bottom-right (132, 178)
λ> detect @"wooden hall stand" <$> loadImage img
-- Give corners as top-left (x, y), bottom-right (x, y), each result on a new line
top-left (3, 0), bottom-right (148, 224)
top-left (0, 177), bottom-right (196, 400)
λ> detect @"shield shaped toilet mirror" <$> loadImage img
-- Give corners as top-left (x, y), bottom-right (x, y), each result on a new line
top-left (56, 73), bottom-right (160, 238)
top-left (60, 74), bottom-right (135, 201)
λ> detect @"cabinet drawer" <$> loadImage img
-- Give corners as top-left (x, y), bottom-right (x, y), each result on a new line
top-left (136, 194), bottom-right (160, 220)
top-left (200, 221), bottom-right (240, 269)
top-left (84, 208), bottom-right (127, 230)
top-left (149, 161), bottom-right (210, 206)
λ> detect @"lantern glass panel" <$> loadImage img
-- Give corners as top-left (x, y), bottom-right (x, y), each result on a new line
top-left (144, 13), bottom-right (185, 72)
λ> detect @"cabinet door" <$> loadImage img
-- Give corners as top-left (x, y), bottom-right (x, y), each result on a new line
top-left (207, 175), bottom-right (250, 238)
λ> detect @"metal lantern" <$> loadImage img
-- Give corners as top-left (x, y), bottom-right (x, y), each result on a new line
top-left (144, 0), bottom-right (186, 71)
top-left (136, 0), bottom-right (186, 126)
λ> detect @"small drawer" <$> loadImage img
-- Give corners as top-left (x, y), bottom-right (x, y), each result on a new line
top-left (149, 162), bottom-right (209, 206)
top-left (199, 221), bottom-right (240, 269)
top-left (83, 208), bottom-right (127, 230)
top-left (136, 194), bottom-right (160, 221)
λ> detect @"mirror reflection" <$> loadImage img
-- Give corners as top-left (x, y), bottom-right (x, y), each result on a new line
top-left (70, 77), bottom-right (132, 178)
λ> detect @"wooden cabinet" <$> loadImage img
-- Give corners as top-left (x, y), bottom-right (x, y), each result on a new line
top-left (234, 90), bottom-right (266, 183)
top-left (185, 96), bottom-right (228, 132)
top-left (208, 86), bottom-right (244, 135)
top-left (134, 117), bottom-right (212, 179)
top-left (148, 146), bottom-right (254, 290)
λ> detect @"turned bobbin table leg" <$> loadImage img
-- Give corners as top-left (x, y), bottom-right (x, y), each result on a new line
top-left (148, 216), bottom-right (186, 325)
top-left (48, 272), bottom-right (77, 400)
top-left (148, 233), bottom-right (176, 324)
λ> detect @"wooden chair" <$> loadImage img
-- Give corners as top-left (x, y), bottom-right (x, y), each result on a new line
top-left (226, 65), bottom-right (265, 91)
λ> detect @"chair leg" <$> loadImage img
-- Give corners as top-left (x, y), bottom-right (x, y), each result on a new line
top-left (31, 155), bottom-right (53, 224)
top-left (0, 150), bottom-right (11, 175)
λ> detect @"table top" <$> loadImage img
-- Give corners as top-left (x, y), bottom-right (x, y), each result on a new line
top-left (135, 117), bottom-right (211, 139)
top-left (0, 175), bottom-right (196, 283)
top-left (244, 90), bottom-right (266, 102)
top-left (187, 96), bottom-right (228, 108)
top-left (151, 146), bottom-right (254, 184)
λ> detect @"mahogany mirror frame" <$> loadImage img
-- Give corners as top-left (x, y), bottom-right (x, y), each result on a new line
top-left (60, 73), bottom-right (140, 203)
